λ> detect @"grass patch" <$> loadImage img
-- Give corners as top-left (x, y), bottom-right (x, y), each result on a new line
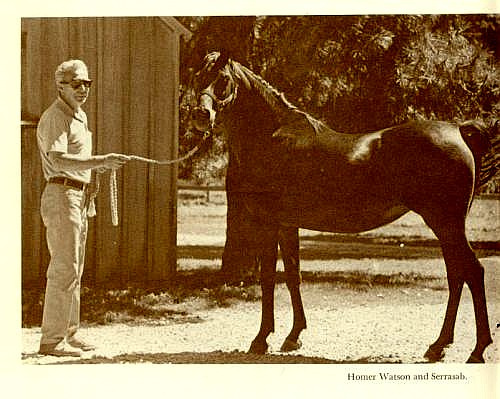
top-left (22, 268), bottom-right (261, 328)
top-left (298, 270), bottom-right (446, 291)
top-left (22, 267), bottom-right (446, 328)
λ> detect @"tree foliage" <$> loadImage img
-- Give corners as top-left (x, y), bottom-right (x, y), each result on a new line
top-left (177, 15), bottom-right (499, 191)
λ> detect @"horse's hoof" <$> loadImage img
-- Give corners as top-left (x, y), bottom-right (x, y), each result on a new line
top-left (248, 340), bottom-right (268, 355)
top-left (423, 345), bottom-right (446, 363)
top-left (280, 338), bottom-right (302, 352)
top-left (466, 354), bottom-right (485, 363)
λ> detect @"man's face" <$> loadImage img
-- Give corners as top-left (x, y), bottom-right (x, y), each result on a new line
top-left (59, 79), bottom-right (91, 110)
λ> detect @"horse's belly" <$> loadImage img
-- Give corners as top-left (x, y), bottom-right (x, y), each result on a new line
top-left (280, 201), bottom-right (409, 233)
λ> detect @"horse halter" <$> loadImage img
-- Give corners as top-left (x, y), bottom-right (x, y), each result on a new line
top-left (198, 67), bottom-right (238, 112)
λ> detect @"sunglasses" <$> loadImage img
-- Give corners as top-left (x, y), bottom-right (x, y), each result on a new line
top-left (63, 80), bottom-right (92, 89)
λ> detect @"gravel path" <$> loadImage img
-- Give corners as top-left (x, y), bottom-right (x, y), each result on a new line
top-left (22, 259), bottom-right (499, 365)
top-left (21, 200), bottom-right (499, 365)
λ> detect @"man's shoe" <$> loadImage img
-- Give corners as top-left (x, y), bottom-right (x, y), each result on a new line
top-left (39, 342), bottom-right (82, 357)
top-left (66, 337), bottom-right (96, 351)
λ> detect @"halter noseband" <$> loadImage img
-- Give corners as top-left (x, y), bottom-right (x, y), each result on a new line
top-left (199, 67), bottom-right (238, 111)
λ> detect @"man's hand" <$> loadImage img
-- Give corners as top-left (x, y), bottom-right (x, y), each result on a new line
top-left (101, 153), bottom-right (131, 169)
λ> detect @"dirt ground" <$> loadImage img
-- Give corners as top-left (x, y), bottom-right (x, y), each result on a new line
top-left (21, 197), bottom-right (500, 364)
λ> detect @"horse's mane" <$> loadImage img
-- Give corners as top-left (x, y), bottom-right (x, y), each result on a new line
top-left (229, 60), bottom-right (301, 123)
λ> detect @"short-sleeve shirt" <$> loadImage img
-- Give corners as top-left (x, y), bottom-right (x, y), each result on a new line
top-left (37, 97), bottom-right (93, 184)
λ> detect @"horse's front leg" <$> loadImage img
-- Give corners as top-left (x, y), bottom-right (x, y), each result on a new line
top-left (248, 234), bottom-right (278, 355)
top-left (278, 227), bottom-right (307, 352)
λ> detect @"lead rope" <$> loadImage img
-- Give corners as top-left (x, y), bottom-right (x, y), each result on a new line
top-left (87, 132), bottom-right (209, 226)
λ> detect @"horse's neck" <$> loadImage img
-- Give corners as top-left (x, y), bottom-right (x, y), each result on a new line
top-left (235, 63), bottom-right (298, 125)
top-left (234, 63), bottom-right (343, 139)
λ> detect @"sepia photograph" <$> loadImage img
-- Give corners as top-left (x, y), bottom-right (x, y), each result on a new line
top-left (5, 1), bottom-right (500, 398)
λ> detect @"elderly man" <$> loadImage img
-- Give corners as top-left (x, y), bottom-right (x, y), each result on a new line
top-left (37, 59), bottom-right (130, 357)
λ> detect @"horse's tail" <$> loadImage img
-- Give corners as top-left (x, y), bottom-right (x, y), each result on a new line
top-left (459, 119), bottom-right (500, 192)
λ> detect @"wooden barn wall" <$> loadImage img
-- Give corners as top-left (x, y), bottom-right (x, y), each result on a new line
top-left (21, 122), bottom-right (48, 288)
top-left (21, 17), bottom-right (179, 288)
top-left (148, 19), bottom-right (179, 283)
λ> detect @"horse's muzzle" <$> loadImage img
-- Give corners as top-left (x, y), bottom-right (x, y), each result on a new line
top-left (191, 107), bottom-right (215, 132)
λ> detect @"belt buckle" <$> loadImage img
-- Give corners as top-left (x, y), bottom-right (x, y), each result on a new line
top-left (62, 178), bottom-right (79, 190)
top-left (63, 178), bottom-right (75, 188)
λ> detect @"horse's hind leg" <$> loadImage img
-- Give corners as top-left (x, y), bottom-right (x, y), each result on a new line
top-left (423, 219), bottom-right (492, 363)
top-left (278, 227), bottom-right (307, 352)
top-left (424, 240), bottom-right (465, 362)
top-left (465, 257), bottom-right (493, 362)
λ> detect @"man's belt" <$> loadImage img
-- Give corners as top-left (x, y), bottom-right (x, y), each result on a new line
top-left (48, 176), bottom-right (87, 191)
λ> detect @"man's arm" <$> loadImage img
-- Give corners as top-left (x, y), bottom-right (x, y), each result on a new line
top-left (48, 152), bottom-right (130, 172)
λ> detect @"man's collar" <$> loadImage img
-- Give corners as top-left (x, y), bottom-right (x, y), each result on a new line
top-left (56, 96), bottom-right (85, 123)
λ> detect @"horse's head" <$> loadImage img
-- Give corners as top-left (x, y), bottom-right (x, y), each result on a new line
top-left (191, 51), bottom-right (238, 132)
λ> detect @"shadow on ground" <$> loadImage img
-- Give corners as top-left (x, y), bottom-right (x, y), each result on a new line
top-left (178, 238), bottom-right (500, 262)
top-left (22, 350), bottom-right (412, 364)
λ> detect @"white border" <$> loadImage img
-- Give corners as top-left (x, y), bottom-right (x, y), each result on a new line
top-left (3, 2), bottom-right (498, 398)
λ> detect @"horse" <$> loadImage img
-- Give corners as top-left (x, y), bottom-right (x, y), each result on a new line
top-left (191, 51), bottom-right (498, 363)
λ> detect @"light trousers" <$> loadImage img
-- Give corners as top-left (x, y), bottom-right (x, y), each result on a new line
top-left (39, 183), bottom-right (88, 346)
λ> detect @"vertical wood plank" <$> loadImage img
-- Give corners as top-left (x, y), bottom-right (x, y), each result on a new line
top-left (124, 17), bottom-right (153, 285)
top-left (21, 18), bottom-right (46, 285)
top-left (21, 18), bottom-right (43, 119)
top-left (119, 20), bottom-right (133, 285)
top-left (93, 17), bottom-right (126, 285)
top-left (21, 124), bottom-right (46, 286)
top-left (149, 24), bottom-right (178, 281)
top-left (40, 18), bottom-right (69, 112)
top-left (167, 34), bottom-right (180, 279)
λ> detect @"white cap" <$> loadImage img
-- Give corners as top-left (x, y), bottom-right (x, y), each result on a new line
top-left (54, 59), bottom-right (91, 86)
